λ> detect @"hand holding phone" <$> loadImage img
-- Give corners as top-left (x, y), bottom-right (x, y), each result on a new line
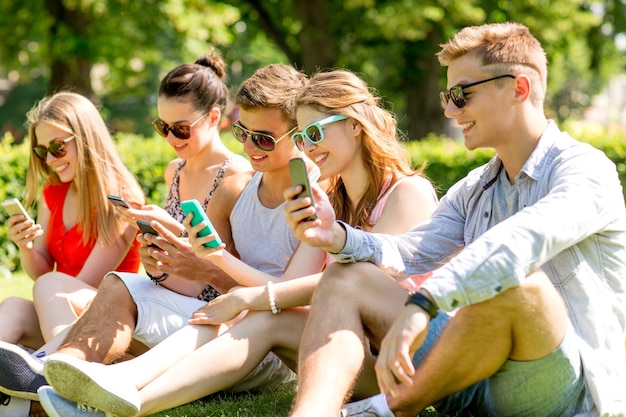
top-left (289, 158), bottom-right (317, 221)
top-left (107, 195), bottom-right (130, 209)
top-left (2, 198), bottom-right (32, 222)
top-left (180, 199), bottom-right (222, 248)
top-left (136, 219), bottom-right (160, 248)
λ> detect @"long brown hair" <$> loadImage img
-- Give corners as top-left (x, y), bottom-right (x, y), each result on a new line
top-left (296, 69), bottom-right (426, 229)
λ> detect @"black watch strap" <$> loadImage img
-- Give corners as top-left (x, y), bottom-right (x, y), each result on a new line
top-left (405, 292), bottom-right (438, 320)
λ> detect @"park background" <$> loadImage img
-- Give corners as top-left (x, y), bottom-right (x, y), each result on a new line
top-left (1, 1), bottom-right (626, 416)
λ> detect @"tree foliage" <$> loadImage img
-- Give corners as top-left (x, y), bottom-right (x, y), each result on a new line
top-left (0, 0), bottom-right (624, 141)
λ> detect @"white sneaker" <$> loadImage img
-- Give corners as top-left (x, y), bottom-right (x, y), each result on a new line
top-left (339, 394), bottom-right (395, 417)
top-left (0, 392), bottom-right (30, 417)
top-left (38, 386), bottom-right (110, 417)
top-left (43, 353), bottom-right (139, 417)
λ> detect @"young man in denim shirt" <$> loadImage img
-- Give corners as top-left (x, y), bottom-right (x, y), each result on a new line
top-left (285, 22), bottom-right (626, 417)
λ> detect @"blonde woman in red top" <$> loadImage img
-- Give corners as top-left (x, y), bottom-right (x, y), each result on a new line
top-left (1, 92), bottom-right (144, 352)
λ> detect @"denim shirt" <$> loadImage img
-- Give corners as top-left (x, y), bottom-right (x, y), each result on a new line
top-left (333, 122), bottom-right (626, 416)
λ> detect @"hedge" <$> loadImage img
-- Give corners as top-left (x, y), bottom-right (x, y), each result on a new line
top-left (1, 122), bottom-right (625, 272)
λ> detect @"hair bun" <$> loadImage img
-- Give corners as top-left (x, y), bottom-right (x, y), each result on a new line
top-left (195, 54), bottom-right (226, 80)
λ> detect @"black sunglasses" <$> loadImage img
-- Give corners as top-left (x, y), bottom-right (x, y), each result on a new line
top-left (152, 113), bottom-right (208, 140)
top-left (33, 136), bottom-right (75, 160)
top-left (440, 74), bottom-right (515, 109)
top-left (231, 122), bottom-right (296, 152)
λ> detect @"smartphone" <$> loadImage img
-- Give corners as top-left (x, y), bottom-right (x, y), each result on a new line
top-left (2, 198), bottom-right (32, 222)
top-left (180, 199), bottom-right (222, 248)
top-left (107, 195), bottom-right (130, 209)
top-left (136, 220), bottom-right (159, 248)
top-left (289, 158), bottom-right (317, 221)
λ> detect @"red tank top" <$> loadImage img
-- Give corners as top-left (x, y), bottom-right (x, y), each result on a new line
top-left (43, 182), bottom-right (140, 276)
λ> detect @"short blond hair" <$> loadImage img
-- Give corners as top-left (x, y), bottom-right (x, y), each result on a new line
top-left (437, 22), bottom-right (547, 107)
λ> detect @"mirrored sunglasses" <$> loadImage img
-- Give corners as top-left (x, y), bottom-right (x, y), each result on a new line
top-left (33, 136), bottom-right (75, 160)
top-left (230, 123), bottom-right (296, 152)
top-left (290, 114), bottom-right (348, 151)
top-left (440, 74), bottom-right (515, 109)
top-left (152, 113), bottom-right (208, 140)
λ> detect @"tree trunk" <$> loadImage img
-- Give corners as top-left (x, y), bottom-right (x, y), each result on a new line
top-left (293, 0), bottom-right (336, 74)
top-left (402, 32), bottom-right (447, 140)
top-left (45, 0), bottom-right (95, 101)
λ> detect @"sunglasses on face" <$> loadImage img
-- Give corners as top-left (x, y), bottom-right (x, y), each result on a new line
top-left (290, 115), bottom-right (349, 151)
top-left (152, 113), bottom-right (208, 140)
top-left (230, 123), bottom-right (297, 152)
top-left (33, 136), bottom-right (75, 160)
top-left (440, 74), bottom-right (515, 109)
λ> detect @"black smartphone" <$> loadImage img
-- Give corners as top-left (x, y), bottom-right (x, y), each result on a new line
top-left (107, 195), bottom-right (130, 209)
top-left (137, 219), bottom-right (159, 236)
top-left (137, 220), bottom-right (159, 248)
top-left (289, 158), bottom-right (317, 221)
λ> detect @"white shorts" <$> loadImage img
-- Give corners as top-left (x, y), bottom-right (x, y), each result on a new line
top-left (111, 272), bottom-right (295, 393)
top-left (111, 272), bottom-right (205, 348)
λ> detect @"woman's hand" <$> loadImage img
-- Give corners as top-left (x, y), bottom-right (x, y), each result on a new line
top-left (284, 182), bottom-right (345, 252)
top-left (6, 215), bottom-right (43, 250)
top-left (183, 212), bottom-right (226, 260)
top-left (188, 288), bottom-right (250, 325)
top-left (115, 204), bottom-right (185, 236)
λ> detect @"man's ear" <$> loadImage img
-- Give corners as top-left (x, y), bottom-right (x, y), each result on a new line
top-left (513, 75), bottom-right (531, 103)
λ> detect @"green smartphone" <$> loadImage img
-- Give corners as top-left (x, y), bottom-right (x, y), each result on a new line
top-left (180, 199), bottom-right (222, 248)
top-left (289, 158), bottom-right (317, 221)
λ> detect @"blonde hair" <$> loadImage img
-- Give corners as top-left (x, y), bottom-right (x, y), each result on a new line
top-left (235, 64), bottom-right (308, 128)
top-left (437, 22), bottom-right (548, 107)
top-left (24, 92), bottom-right (145, 245)
top-left (296, 69), bottom-right (426, 229)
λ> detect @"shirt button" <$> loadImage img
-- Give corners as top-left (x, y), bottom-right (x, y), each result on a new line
top-left (483, 211), bottom-right (489, 218)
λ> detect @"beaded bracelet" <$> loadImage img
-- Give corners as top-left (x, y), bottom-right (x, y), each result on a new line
top-left (266, 281), bottom-right (281, 315)
top-left (405, 291), bottom-right (437, 320)
top-left (146, 270), bottom-right (169, 285)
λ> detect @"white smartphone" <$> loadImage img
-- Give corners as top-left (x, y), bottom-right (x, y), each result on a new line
top-left (2, 198), bottom-right (32, 222)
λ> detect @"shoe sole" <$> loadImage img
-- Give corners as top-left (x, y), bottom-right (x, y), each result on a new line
top-left (44, 358), bottom-right (138, 417)
top-left (0, 342), bottom-right (45, 401)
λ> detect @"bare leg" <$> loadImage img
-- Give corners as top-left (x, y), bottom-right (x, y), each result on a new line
top-left (32, 272), bottom-right (97, 341)
top-left (110, 324), bottom-right (220, 389)
top-left (388, 270), bottom-right (568, 416)
top-left (56, 274), bottom-right (137, 363)
top-left (290, 263), bottom-right (408, 417)
top-left (0, 297), bottom-right (44, 349)
top-left (137, 309), bottom-right (308, 416)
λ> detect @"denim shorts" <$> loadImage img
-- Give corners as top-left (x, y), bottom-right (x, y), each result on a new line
top-left (413, 314), bottom-right (590, 417)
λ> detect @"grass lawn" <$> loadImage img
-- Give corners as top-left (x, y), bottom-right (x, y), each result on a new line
top-left (0, 269), bottom-right (450, 416)
top-left (0, 268), bottom-right (33, 301)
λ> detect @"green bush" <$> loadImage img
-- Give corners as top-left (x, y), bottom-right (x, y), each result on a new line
top-left (2, 125), bottom-right (625, 272)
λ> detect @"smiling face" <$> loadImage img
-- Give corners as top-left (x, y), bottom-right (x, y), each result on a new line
top-left (156, 97), bottom-right (212, 159)
top-left (443, 54), bottom-right (516, 151)
top-left (295, 106), bottom-right (359, 180)
top-left (236, 107), bottom-right (300, 172)
top-left (34, 121), bottom-right (78, 183)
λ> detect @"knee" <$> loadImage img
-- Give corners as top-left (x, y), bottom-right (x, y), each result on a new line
top-left (0, 297), bottom-right (35, 321)
top-left (316, 262), bottom-right (376, 295)
top-left (33, 272), bottom-right (70, 301)
top-left (97, 273), bottom-right (133, 302)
